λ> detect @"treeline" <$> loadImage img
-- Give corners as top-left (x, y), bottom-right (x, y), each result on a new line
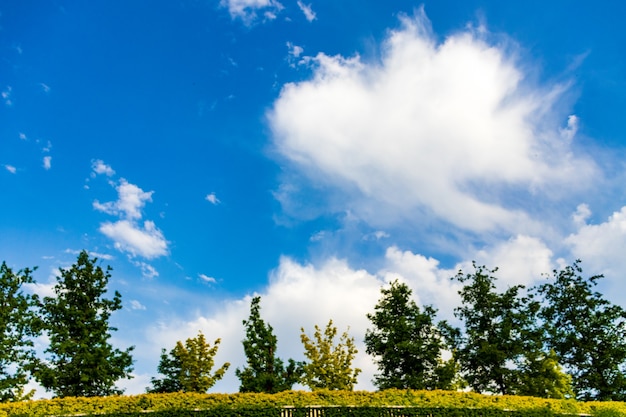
top-left (1, 252), bottom-right (626, 403)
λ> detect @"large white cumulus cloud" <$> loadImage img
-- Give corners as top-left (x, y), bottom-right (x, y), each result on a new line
top-left (269, 9), bottom-right (595, 234)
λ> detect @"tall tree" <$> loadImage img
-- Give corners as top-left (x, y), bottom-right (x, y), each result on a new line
top-left (300, 320), bottom-right (360, 390)
top-left (365, 280), bottom-right (458, 390)
top-left (453, 263), bottom-right (542, 395)
top-left (236, 296), bottom-right (301, 393)
top-left (148, 331), bottom-right (230, 393)
top-left (34, 251), bottom-right (134, 397)
top-left (535, 260), bottom-right (626, 401)
top-left (0, 262), bottom-right (40, 401)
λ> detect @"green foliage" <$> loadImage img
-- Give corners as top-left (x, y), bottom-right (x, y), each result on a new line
top-left (33, 250), bottom-right (134, 397)
top-left (236, 296), bottom-right (301, 393)
top-left (300, 319), bottom-right (361, 390)
top-left (0, 390), bottom-right (625, 417)
top-left (149, 331), bottom-right (230, 393)
top-left (453, 263), bottom-right (544, 395)
top-left (514, 349), bottom-right (574, 399)
top-left (365, 280), bottom-right (458, 390)
top-left (535, 260), bottom-right (626, 401)
top-left (0, 262), bottom-right (40, 402)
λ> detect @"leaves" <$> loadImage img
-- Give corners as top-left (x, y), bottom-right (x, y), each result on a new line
top-left (236, 296), bottom-right (301, 393)
top-left (365, 280), bottom-right (458, 390)
top-left (149, 331), bottom-right (230, 393)
top-left (0, 262), bottom-right (40, 401)
top-left (33, 250), bottom-right (134, 397)
top-left (300, 319), bottom-right (361, 390)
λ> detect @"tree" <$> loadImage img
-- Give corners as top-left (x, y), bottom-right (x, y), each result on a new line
top-left (535, 260), bottom-right (626, 401)
top-left (365, 280), bottom-right (458, 390)
top-left (453, 263), bottom-right (542, 395)
top-left (299, 319), bottom-right (360, 390)
top-left (0, 262), bottom-right (40, 401)
top-left (514, 349), bottom-right (573, 399)
top-left (148, 331), bottom-right (230, 393)
top-left (34, 251), bottom-right (134, 397)
top-left (236, 296), bottom-right (301, 393)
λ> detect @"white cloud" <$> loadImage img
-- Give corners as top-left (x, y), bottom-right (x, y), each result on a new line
top-left (205, 192), bottom-right (220, 205)
top-left (560, 114), bottom-right (578, 141)
top-left (286, 42), bottom-right (305, 67)
top-left (473, 235), bottom-right (554, 288)
top-left (572, 203), bottom-right (591, 226)
top-left (129, 300), bottom-right (147, 310)
top-left (2, 86), bottom-right (12, 106)
top-left (565, 206), bottom-right (626, 297)
top-left (92, 159), bottom-right (116, 176)
top-left (297, 1), bottom-right (316, 22)
top-left (199, 273), bottom-right (217, 284)
top-left (42, 156), bottom-right (52, 170)
top-left (100, 220), bottom-right (168, 259)
top-left (39, 83), bottom-right (51, 93)
top-left (4, 165), bottom-right (16, 174)
top-left (268, 9), bottom-right (596, 235)
top-left (94, 179), bottom-right (153, 220)
top-left (220, 0), bottom-right (283, 24)
top-left (19, 132), bottom-right (27, 140)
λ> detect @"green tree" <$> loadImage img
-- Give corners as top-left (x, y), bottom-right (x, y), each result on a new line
top-left (149, 331), bottom-right (230, 393)
top-left (299, 319), bottom-right (360, 390)
top-left (236, 296), bottom-right (301, 393)
top-left (535, 260), bottom-right (626, 401)
top-left (0, 262), bottom-right (40, 401)
top-left (453, 263), bottom-right (541, 395)
top-left (514, 349), bottom-right (573, 399)
top-left (365, 280), bottom-right (458, 390)
top-left (34, 251), bottom-right (134, 397)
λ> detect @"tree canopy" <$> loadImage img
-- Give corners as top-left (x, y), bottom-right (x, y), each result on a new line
top-left (365, 280), bottom-right (458, 390)
top-left (236, 296), bottom-right (301, 393)
top-left (33, 251), bottom-right (134, 397)
top-left (535, 260), bottom-right (626, 401)
top-left (149, 331), bottom-right (230, 393)
top-left (0, 262), bottom-right (40, 401)
top-left (300, 319), bottom-right (360, 390)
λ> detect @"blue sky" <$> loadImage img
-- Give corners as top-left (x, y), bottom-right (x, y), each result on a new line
top-left (2, 0), bottom-right (626, 396)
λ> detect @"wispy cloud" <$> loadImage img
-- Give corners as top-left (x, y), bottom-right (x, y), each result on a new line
top-left (2, 86), bottom-right (12, 106)
top-left (39, 83), bottom-right (51, 93)
top-left (199, 273), bottom-right (217, 284)
top-left (43, 156), bottom-right (52, 170)
top-left (220, 0), bottom-right (283, 24)
top-left (129, 300), bottom-right (147, 310)
top-left (297, 1), bottom-right (316, 22)
top-left (205, 192), bottom-right (221, 205)
top-left (19, 132), bottom-right (27, 141)
top-left (91, 159), bottom-right (116, 177)
top-left (4, 165), bottom-right (17, 174)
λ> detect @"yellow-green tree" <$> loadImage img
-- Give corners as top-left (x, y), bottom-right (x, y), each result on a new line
top-left (300, 319), bottom-right (360, 390)
top-left (149, 331), bottom-right (230, 393)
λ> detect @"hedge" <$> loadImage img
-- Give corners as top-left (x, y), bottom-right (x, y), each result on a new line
top-left (0, 390), bottom-right (624, 417)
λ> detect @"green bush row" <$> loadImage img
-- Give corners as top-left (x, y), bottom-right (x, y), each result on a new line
top-left (0, 390), bottom-right (624, 417)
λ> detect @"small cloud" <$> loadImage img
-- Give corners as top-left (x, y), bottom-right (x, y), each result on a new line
top-left (310, 230), bottom-right (326, 242)
top-left (363, 230), bottom-right (390, 241)
top-left (129, 300), bottom-right (147, 310)
top-left (39, 83), bottom-right (51, 93)
top-left (286, 42), bottom-right (306, 68)
top-left (2, 86), bottom-right (12, 106)
top-left (19, 132), bottom-right (27, 140)
top-left (4, 165), bottom-right (17, 174)
top-left (100, 220), bottom-right (168, 259)
top-left (220, 0), bottom-right (284, 24)
top-left (199, 273), bottom-right (217, 284)
top-left (92, 159), bottom-right (116, 177)
top-left (572, 203), bottom-right (591, 226)
top-left (297, 0), bottom-right (316, 21)
top-left (205, 192), bottom-right (221, 205)
top-left (560, 114), bottom-right (579, 141)
top-left (133, 261), bottom-right (159, 279)
top-left (43, 156), bottom-right (52, 170)
top-left (42, 140), bottom-right (52, 152)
